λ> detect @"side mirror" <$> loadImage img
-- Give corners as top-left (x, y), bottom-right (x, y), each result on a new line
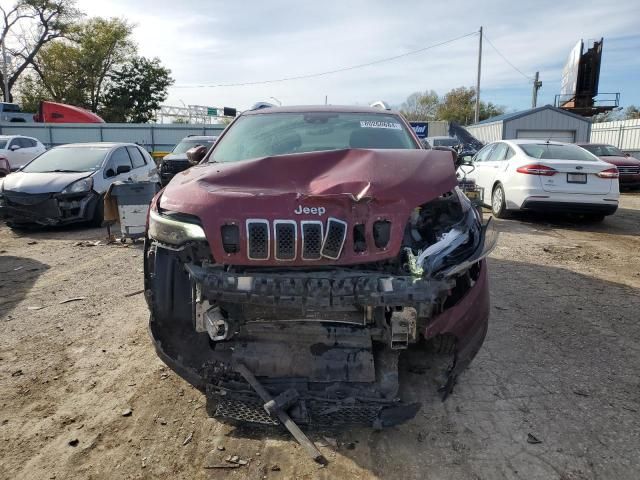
top-left (420, 139), bottom-right (431, 149)
top-left (625, 153), bottom-right (630, 157)
top-left (10, 144), bottom-right (20, 151)
top-left (461, 155), bottom-right (474, 166)
top-left (116, 165), bottom-right (131, 175)
top-left (105, 168), bottom-right (116, 178)
top-left (186, 145), bottom-right (208, 165)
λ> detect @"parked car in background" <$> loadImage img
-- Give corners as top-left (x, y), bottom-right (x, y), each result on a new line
top-left (0, 155), bottom-right (9, 177)
top-left (144, 105), bottom-right (496, 431)
top-left (423, 136), bottom-right (460, 149)
top-left (577, 143), bottom-right (640, 189)
top-left (0, 142), bottom-right (159, 228)
top-left (472, 139), bottom-right (619, 221)
top-left (0, 102), bottom-right (34, 123)
top-left (0, 135), bottom-right (46, 170)
top-left (159, 135), bottom-right (217, 186)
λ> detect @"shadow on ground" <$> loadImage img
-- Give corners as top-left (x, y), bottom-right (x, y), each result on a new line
top-left (0, 255), bottom-right (49, 321)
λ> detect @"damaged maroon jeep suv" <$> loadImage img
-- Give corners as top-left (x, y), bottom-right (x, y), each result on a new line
top-left (144, 105), bottom-right (496, 430)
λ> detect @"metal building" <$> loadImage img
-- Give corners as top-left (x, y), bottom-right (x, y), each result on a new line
top-left (466, 104), bottom-right (591, 144)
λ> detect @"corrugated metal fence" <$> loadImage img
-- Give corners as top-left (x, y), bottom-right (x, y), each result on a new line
top-left (0, 122), bottom-right (226, 152)
top-left (591, 119), bottom-right (640, 154)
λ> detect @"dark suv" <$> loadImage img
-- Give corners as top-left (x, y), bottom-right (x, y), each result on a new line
top-left (159, 135), bottom-right (217, 186)
top-left (144, 105), bottom-right (495, 432)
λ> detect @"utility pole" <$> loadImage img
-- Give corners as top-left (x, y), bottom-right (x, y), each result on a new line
top-left (531, 71), bottom-right (542, 108)
top-left (1, 38), bottom-right (9, 102)
top-left (474, 26), bottom-right (483, 124)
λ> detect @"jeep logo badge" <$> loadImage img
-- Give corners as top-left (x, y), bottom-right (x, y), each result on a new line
top-left (294, 205), bottom-right (326, 216)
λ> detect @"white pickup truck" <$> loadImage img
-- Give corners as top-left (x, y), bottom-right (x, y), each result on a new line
top-left (0, 102), bottom-right (34, 122)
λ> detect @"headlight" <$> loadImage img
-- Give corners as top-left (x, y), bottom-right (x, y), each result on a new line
top-left (148, 209), bottom-right (206, 245)
top-left (61, 177), bottom-right (93, 194)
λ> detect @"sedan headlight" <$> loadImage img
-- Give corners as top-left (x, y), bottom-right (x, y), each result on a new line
top-left (61, 177), bottom-right (93, 194)
top-left (148, 209), bottom-right (206, 245)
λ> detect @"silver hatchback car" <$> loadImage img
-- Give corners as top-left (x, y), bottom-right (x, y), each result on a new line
top-left (0, 142), bottom-right (159, 227)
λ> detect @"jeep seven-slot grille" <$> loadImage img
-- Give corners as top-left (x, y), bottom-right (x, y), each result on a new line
top-left (274, 221), bottom-right (296, 260)
top-left (302, 221), bottom-right (323, 260)
top-left (246, 220), bottom-right (269, 259)
top-left (246, 219), bottom-right (347, 261)
top-left (321, 218), bottom-right (348, 260)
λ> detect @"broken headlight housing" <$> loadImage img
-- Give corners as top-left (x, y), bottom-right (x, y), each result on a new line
top-left (404, 187), bottom-right (496, 277)
top-left (148, 209), bottom-right (206, 245)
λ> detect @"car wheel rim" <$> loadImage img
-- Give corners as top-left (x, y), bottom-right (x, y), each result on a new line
top-left (493, 188), bottom-right (503, 213)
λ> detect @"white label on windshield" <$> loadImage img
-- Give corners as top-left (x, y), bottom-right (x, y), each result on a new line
top-left (360, 121), bottom-right (402, 130)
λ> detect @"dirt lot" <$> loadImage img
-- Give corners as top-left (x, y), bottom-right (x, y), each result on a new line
top-left (1, 194), bottom-right (639, 480)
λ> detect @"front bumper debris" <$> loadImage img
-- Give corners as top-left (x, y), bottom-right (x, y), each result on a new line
top-left (0, 190), bottom-right (99, 225)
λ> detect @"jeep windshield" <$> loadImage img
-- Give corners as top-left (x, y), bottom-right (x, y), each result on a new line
top-left (211, 112), bottom-right (418, 163)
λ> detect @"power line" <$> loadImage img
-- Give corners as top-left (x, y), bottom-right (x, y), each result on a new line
top-left (173, 31), bottom-right (478, 89)
top-left (483, 31), bottom-right (533, 82)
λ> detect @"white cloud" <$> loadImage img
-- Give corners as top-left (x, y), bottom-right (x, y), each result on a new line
top-left (76, 0), bottom-right (640, 110)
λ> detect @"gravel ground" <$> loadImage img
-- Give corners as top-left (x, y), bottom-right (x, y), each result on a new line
top-left (1, 193), bottom-right (639, 480)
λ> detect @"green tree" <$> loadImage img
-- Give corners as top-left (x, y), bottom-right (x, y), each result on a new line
top-left (0, 0), bottom-right (79, 101)
top-left (399, 90), bottom-right (440, 121)
top-left (102, 56), bottom-right (173, 123)
top-left (436, 86), bottom-right (505, 125)
top-left (25, 17), bottom-right (134, 112)
top-left (623, 105), bottom-right (640, 120)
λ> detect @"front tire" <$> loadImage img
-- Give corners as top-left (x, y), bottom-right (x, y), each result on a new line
top-left (90, 194), bottom-right (104, 227)
top-left (491, 184), bottom-right (508, 218)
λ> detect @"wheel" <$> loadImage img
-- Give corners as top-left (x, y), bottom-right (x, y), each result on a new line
top-left (120, 237), bottom-right (127, 244)
top-left (491, 184), bottom-right (509, 218)
top-left (90, 194), bottom-right (105, 227)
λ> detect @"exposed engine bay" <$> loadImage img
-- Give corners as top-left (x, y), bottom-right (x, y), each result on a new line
top-left (145, 184), bottom-right (496, 434)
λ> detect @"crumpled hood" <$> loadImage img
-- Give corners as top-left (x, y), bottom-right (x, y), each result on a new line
top-left (2, 171), bottom-right (92, 194)
top-left (160, 148), bottom-right (457, 265)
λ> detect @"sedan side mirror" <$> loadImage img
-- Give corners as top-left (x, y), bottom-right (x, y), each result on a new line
top-left (105, 168), bottom-right (116, 178)
top-left (186, 145), bottom-right (208, 165)
top-left (625, 153), bottom-right (631, 157)
top-left (116, 165), bottom-right (131, 175)
top-left (10, 144), bottom-right (20, 151)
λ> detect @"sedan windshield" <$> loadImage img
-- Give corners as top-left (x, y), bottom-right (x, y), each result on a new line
top-left (580, 144), bottom-right (625, 157)
top-left (211, 112), bottom-right (417, 163)
top-left (520, 143), bottom-right (598, 161)
top-left (22, 146), bottom-right (110, 173)
top-left (172, 139), bottom-right (216, 154)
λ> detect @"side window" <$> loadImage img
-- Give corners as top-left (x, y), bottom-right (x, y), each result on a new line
top-left (8, 138), bottom-right (20, 149)
top-left (488, 143), bottom-right (508, 161)
top-left (474, 144), bottom-right (495, 163)
top-left (21, 138), bottom-right (37, 148)
top-left (127, 146), bottom-right (147, 168)
top-left (106, 147), bottom-right (133, 176)
top-left (505, 146), bottom-right (515, 160)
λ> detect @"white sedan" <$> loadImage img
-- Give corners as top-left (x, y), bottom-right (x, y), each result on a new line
top-left (466, 139), bottom-right (619, 220)
top-left (0, 135), bottom-right (46, 170)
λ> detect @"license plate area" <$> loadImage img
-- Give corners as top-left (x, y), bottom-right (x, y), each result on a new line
top-left (567, 173), bottom-right (587, 184)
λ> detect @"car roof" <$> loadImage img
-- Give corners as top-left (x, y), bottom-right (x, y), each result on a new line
top-left (55, 142), bottom-right (140, 148)
top-left (575, 143), bottom-right (614, 147)
top-left (241, 105), bottom-right (401, 116)
top-left (505, 139), bottom-right (572, 146)
top-left (0, 134), bottom-right (36, 139)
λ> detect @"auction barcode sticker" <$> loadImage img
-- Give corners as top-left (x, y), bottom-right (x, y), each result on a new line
top-left (360, 121), bottom-right (402, 130)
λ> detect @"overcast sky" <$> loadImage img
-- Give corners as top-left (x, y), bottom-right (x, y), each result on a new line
top-left (77, 0), bottom-right (640, 113)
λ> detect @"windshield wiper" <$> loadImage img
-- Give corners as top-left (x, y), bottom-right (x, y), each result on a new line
top-left (46, 169), bottom-right (83, 173)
